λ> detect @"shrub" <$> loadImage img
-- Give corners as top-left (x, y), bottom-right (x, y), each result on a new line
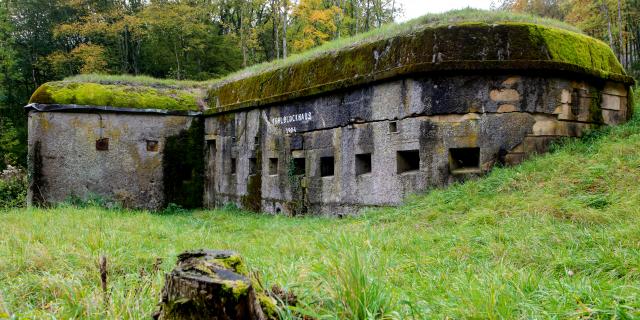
top-left (0, 175), bottom-right (26, 209)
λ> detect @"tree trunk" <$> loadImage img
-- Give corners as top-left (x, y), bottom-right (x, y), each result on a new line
top-left (602, 0), bottom-right (615, 51)
top-left (282, 0), bottom-right (288, 59)
top-left (617, 0), bottom-right (625, 66)
top-left (273, 0), bottom-right (279, 59)
top-left (241, 5), bottom-right (248, 67)
top-left (155, 250), bottom-right (267, 320)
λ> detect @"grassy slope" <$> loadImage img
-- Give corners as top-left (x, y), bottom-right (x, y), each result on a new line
top-left (1, 94), bottom-right (639, 318)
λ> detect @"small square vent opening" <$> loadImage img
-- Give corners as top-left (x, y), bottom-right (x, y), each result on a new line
top-left (397, 150), bottom-right (420, 174)
top-left (320, 157), bottom-right (334, 177)
top-left (249, 157), bottom-right (258, 175)
top-left (96, 138), bottom-right (109, 151)
top-left (389, 121), bottom-right (399, 133)
top-left (355, 153), bottom-right (372, 175)
top-left (269, 158), bottom-right (278, 175)
top-left (146, 140), bottom-right (159, 152)
top-left (292, 158), bottom-right (305, 176)
top-left (449, 147), bottom-right (481, 174)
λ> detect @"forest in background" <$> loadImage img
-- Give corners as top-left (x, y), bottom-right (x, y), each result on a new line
top-left (0, 0), bottom-right (638, 172)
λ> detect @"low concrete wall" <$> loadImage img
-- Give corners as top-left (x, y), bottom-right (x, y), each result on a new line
top-left (203, 74), bottom-right (630, 215)
top-left (27, 112), bottom-right (195, 210)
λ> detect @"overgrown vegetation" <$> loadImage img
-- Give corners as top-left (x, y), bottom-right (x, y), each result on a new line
top-left (0, 177), bottom-right (25, 209)
top-left (0, 91), bottom-right (639, 319)
top-left (29, 82), bottom-right (203, 112)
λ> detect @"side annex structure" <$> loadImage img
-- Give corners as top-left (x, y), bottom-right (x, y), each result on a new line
top-left (26, 22), bottom-right (635, 215)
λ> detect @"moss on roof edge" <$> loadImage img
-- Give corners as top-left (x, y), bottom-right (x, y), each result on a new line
top-left (206, 22), bottom-right (633, 114)
top-left (29, 82), bottom-right (204, 112)
top-left (29, 22), bottom-right (633, 115)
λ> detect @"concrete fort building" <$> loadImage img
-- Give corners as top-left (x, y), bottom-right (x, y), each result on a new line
top-left (26, 21), bottom-right (635, 215)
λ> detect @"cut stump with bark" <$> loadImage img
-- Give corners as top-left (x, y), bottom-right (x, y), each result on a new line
top-left (155, 249), bottom-right (273, 320)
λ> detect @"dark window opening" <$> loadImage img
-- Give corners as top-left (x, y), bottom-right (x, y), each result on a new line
top-left (231, 158), bottom-right (237, 174)
top-left (449, 147), bottom-right (480, 173)
top-left (397, 150), bottom-right (420, 174)
top-left (146, 140), bottom-right (159, 152)
top-left (96, 138), bottom-right (109, 151)
top-left (320, 157), bottom-right (335, 177)
top-left (389, 121), bottom-right (398, 133)
top-left (356, 153), bottom-right (372, 175)
top-left (570, 88), bottom-right (580, 115)
top-left (292, 158), bottom-right (305, 176)
top-left (207, 139), bottom-right (217, 151)
top-left (249, 157), bottom-right (258, 175)
top-left (269, 158), bottom-right (278, 175)
top-left (254, 136), bottom-right (260, 145)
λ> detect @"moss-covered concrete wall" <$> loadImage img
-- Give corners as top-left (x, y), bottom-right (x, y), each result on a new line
top-left (206, 23), bottom-right (634, 113)
top-left (27, 112), bottom-right (196, 210)
top-left (25, 21), bottom-right (634, 214)
top-left (28, 23), bottom-right (633, 118)
top-left (204, 74), bottom-right (630, 215)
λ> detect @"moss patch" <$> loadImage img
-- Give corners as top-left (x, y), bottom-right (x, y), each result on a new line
top-left (206, 23), bottom-right (630, 114)
top-left (29, 82), bottom-right (203, 111)
top-left (29, 21), bottom-right (631, 116)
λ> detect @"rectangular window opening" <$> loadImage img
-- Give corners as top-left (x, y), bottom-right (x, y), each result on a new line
top-left (397, 150), bottom-right (420, 174)
top-left (320, 156), bottom-right (335, 177)
top-left (389, 121), bottom-right (398, 133)
top-left (449, 147), bottom-right (480, 173)
top-left (292, 157), bottom-right (305, 176)
top-left (249, 157), bottom-right (258, 175)
top-left (207, 139), bottom-right (217, 151)
top-left (231, 157), bottom-right (237, 175)
top-left (96, 138), bottom-right (109, 151)
top-left (355, 153), bottom-right (372, 175)
top-left (269, 158), bottom-right (278, 175)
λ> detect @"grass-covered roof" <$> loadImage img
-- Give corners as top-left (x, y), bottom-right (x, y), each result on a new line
top-left (28, 9), bottom-right (633, 114)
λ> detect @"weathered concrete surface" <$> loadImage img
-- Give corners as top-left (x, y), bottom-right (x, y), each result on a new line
top-left (204, 75), bottom-right (630, 215)
top-left (27, 112), bottom-right (195, 210)
top-left (26, 21), bottom-right (634, 214)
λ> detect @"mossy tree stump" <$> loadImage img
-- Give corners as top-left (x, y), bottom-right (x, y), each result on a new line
top-left (155, 250), bottom-right (270, 320)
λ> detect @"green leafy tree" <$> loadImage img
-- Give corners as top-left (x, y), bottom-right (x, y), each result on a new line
top-left (0, 3), bottom-right (23, 169)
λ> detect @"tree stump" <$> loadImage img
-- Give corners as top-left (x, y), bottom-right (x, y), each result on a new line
top-left (155, 249), bottom-right (272, 320)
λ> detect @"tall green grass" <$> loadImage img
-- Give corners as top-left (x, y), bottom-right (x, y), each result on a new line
top-left (1, 90), bottom-right (639, 319)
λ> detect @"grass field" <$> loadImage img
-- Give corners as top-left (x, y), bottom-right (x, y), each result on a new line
top-left (2, 94), bottom-right (640, 319)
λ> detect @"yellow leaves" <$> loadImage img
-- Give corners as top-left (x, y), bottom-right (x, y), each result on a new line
top-left (290, 0), bottom-right (342, 53)
top-left (43, 44), bottom-right (108, 77)
top-left (71, 44), bottom-right (108, 74)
